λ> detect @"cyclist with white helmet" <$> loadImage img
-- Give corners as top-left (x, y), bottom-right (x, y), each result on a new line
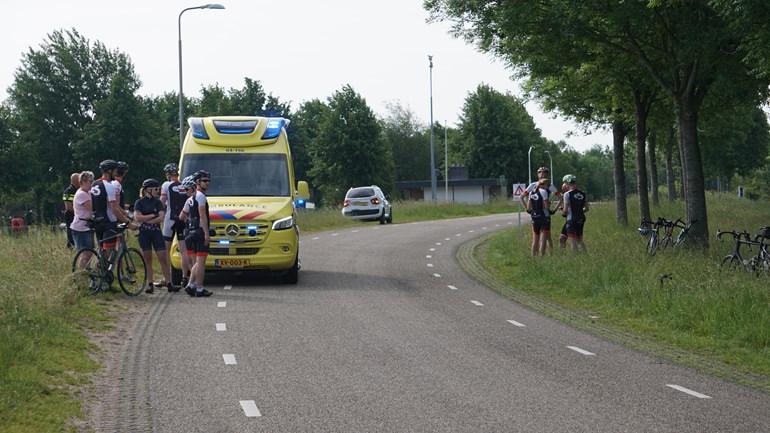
top-left (160, 163), bottom-right (189, 289)
top-left (179, 171), bottom-right (213, 297)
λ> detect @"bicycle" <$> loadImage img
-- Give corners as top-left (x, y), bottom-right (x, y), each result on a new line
top-left (71, 221), bottom-right (147, 296)
top-left (716, 229), bottom-right (755, 272)
top-left (747, 227), bottom-right (770, 277)
top-left (640, 217), bottom-right (665, 256)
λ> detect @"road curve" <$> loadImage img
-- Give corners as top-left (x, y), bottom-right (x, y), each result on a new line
top-left (112, 213), bottom-right (770, 432)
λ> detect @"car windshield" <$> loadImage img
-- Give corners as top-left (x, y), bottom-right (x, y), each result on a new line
top-left (182, 153), bottom-right (290, 197)
top-left (347, 188), bottom-right (375, 198)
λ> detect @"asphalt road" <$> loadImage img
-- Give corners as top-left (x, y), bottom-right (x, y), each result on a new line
top-left (136, 213), bottom-right (770, 432)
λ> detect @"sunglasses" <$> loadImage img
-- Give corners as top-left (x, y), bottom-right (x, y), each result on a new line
top-left (199, 179), bottom-right (211, 183)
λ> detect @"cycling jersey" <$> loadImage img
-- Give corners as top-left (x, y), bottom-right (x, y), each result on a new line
top-left (564, 189), bottom-right (587, 223)
top-left (525, 182), bottom-right (559, 197)
top-left (529, 188), bottom-right (548, 220)
top-left (112, 180), bottom-right (125, 210)
top-left (183, 191), bottom-right (210, 230)
top-left (90, 178), bottom-right (118, 222)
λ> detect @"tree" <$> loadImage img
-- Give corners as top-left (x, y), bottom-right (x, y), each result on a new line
top-left (456, 84), bottom-right (544, 183)
top-left (308, 85), bottom-right (394, 203)
top-left (8, 28), bottom-right (138, 221)
top-left (289, 99), bottom-right (328, 183)
top-left (381, 102), bottom-right (430, 181)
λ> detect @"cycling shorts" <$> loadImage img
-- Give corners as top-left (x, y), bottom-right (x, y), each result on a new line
top-left (138, 230), bottom-right (166, 252)
top-left (566, 220), bottom-right (585, 238)
top-left (162, 219), bottom-right (185, 242)
top-left (95, 221), bottom-right (118, 248)
top-left (531, 217), bottom-right (551, 235)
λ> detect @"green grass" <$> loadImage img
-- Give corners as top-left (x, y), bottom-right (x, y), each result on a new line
top-left (0, 228), bottom-right (113, 433)
top-left (482, 193), bottom-right (770, 378)
top-left (297, 199), bottom-right (519, 232)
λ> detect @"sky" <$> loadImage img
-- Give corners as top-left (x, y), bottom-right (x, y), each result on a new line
top-left (1, 0), bottom-right (611, 152)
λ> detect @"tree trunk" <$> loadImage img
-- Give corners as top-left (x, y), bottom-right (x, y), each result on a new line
top-left (648, 130), bottom-right (659, 207)
top-left (633, 92), bottom-right (651, 223)
top-left (612, 119), bottom-right (628, 225)
top-left (675, 94), bottom-right (709, 247)
top-left (664, 126), bottom-right (676, 201)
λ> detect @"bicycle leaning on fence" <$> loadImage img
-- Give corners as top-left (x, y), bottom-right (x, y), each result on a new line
top-left (71, 220), bottom-right (148, 296)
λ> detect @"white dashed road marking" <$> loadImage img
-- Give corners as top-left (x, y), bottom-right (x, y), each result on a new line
top-left (455, 233), bottom-right (462, 236)
top-left (507, 319), bottom-right (526, 327)
top-left (223, 354), bottom-right (237, 365)
top-left (240, 400), bottom-right (262, 417)
top-left (352, 229), bottom-right (359, 233)
top-left (217, 301), bottom-right (226, 308)
top-left (426, 255), bottom-right (432, 259)
top-left (312, 237), bottom-right (320, 240)
top-left (427, 263), bottom-right (434, 268)
top-left (216, 323), bottom-right (227, 331)
top-left (429, 248), bottom-right (436, 252)
top-left (468, 230), bottom-right (475, 233)
top-left (432, 273), bottom-right (441, 278)
top-left (447, 285), bottom-right (458, 290)
top-left (666, 384), bottom-right (712, 399)
top-left (470, 300), bottom-right (484, 306)
top-left (567, 346), bottom-right (595, 356)
top-left (331, 233), bottom-right (339, 237)
top-left (482, 226), bottom-right (488, 230)
top-left (435, 242), bottom-right (442, 245)
top-left (444, 237), bottom-right (451, 241)
top-left (224, 285), bottom-right (232, 291)
top-left (495, 224), bottom-right (500, 227)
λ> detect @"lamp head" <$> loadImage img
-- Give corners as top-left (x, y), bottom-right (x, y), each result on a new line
top-left (205, 3), bottom-right (225, 9)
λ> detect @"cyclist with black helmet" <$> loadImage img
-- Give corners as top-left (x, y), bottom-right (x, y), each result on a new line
top-left (113, 161), bottom-right (130, 213)
top-left (179, 170), bottom-right (213, 297)
top-left (91, 159), bottom-right (129, 251)
top-left (160, 163), bottom-right (189, 287)
top-left (134, 178), bottom-right (172, 293)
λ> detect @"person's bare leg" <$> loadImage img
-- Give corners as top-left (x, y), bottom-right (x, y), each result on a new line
top-left (157, 250), bottom-right (171, 285)
top-left (531, 232), bottom-right (540, 256)
top-left (142, 250), bottom-right (154, 291)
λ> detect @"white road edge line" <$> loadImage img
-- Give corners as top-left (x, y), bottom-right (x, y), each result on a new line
top-left (216, 323), bottom-right (227, 331)
top-left (566, 346), bottom-right (595, 356)
top-left (239, 400), bottom-right (262, 417)
top-left (217, 301), bottom-right (226, 308)
top-left (224, 285), bottom-right (232, 291)
top-left (470, 300), bottom-right (484, 306)
top-left (507, 319), bottom-right (526, 327)
top-left (223, 354), bottom-right (237, 365)
top-left (666, 384), bottom-right (711, 399)
top-left (447, 285), bottom-right (458, 290)
top-left (432, 273), bottom-right (441, 278)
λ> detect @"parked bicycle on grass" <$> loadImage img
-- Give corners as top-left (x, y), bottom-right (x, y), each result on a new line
top-left (638, 217), bottom-right (696, 256)
top-left (72, 219), bottom-right (147, 296)
top-left (717, 227), bottom-right (770, 275)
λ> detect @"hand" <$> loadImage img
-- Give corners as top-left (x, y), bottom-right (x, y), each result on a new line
top-left (129, 222), bottom-right (140, 230)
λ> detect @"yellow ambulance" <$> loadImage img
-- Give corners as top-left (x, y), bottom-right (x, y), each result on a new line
top-left (171, 116), bottom-right (310, 283)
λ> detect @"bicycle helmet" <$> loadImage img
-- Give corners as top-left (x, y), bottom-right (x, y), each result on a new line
top-left (562, 174), bottom-right (577, 184)
top-left (181, 176), bottom-right (196, 190)
top-left (142, 178), bottom-right (160, 188)
top-left (537, 166), bottom-right (549, 173)
top-left (193, 169), bottom-right (211, 181)
top-left (163, 163), bottom-right (178, 174)
top-left (116, 161), bottom-right (129, 175)
top-left (99, 159), bottom-right (119, 171)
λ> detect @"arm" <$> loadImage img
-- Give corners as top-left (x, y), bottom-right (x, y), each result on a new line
top-left (64, 201), bottom-right (74, 213)
top-left (562, 194), bottom-right (569, 217)
top-left (198, 202), bottom-right (209, 243)
top-left (110, 200), bottom-right (128, 223)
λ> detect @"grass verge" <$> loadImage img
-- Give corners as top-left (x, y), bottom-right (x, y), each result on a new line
top-left (297, 199), bottom-right (519, 232)
top-left (0, 228), bottom-right (113, 433)
top-left (478, 192), bottom-right (770, 387)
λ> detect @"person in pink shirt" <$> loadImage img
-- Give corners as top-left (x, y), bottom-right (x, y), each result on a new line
top-left (71, 171), bottom-right (95, 268)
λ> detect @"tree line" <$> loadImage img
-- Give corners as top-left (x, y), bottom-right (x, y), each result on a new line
top-left (426, 0), bottom-right (770, 246)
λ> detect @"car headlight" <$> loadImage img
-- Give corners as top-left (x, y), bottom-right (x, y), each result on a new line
top-left (272, 215), bottom-right (294, 231)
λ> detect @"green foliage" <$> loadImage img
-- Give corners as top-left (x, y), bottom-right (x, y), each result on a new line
top-left (457, 84), bottom-right (545, 182)
top-left (483, 194), bottom-right (770, 377)
top-left (288, 99), bottom-right (328, 183)
top-left (308, 85), bottom-right (394, 203)
top-left (381, 102), bottom-right (430, 182)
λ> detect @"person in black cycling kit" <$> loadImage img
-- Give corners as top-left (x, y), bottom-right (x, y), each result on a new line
top-left (561, 174), bottom-right (589, 252)
top-left (134, 178), bottom-right (172, 294)
top-left (526, 178), bottom-right (551, 256)
top-left (180, 171), bottom-right (213, 297)
top-left (91, 160), bottom-right (129, 251)
top-left (160, 163), bottom-right (189, 288)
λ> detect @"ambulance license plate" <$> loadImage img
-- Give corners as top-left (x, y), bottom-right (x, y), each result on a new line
top-left (214, 259), bottom-right (250, 268)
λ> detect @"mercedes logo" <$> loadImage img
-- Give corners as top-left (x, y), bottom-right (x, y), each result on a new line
top-left (225, 224), bottom-right (240, 237)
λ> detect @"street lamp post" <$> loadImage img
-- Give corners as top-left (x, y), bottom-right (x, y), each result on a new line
top-left (428, 55), bottom-right (436, 202)
top-left (544, 150), bottom-right (553, 183)
top-left (527, 146), bottom-right (534, 185)
top-left (178, 3), bottom-right (225, 150)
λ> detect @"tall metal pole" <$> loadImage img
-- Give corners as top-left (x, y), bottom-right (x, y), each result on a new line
top-left (444, 120), bottom-right (448, 202)
top-left (527, 146), bottom-right (534, 185)
top-left (428, 55), bottom-right (436, 202)
top-left (178, 4), bottom-right (225, 150)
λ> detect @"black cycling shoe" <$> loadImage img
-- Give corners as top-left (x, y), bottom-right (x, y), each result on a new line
top-left (145, 283), bottom-right (155, 294)
top-left (180, 277), bottom-right (189, 289)
top-left (195, 289), bottom-right (213, 297)
top-left (185, 286), bottom-right (196, 297)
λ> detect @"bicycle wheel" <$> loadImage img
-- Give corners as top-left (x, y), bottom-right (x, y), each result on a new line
top-left (674, 230), bottom-right (687, 248)
top-left (117, 247), bottom-right (147, 296)
top-left (72, 248), bottom-right (103, 294)
top-left (647, 232), bottom-right (658, 256)
top-left (720, 255), bottom-right (743, 272)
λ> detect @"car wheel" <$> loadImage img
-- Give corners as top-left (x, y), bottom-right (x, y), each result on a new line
top-left (379, 211), bottom-right (386, 224)
top-left (387, 207), bottom-right (393, 224)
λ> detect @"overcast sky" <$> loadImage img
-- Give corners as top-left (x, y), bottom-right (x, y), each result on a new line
top-left (1, 0), bottom-right (611, 152)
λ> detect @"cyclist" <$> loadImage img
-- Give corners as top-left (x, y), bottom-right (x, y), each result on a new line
top-left (113, 161), bottom-right (129, 212)
top-left (63, 172), bottom-right (80, 248)
top-left (526, 178), bottom-right (551, 256)
top-left (561, 174), bottom-right (589, 252)
top-left (558, 181), bottom-right (569, 250)
top-left (522, 167), bottom-right (560, 253)
top-left (180, 170), bottom-right (213, 297)
top-left (160, 163), bottom-right (188, 289)
top-left (91, 160), bottom-right (128, 252)
top-left (134, 178), bottom-right (172, 294)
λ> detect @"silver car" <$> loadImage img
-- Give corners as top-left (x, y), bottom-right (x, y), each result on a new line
top-left (341, 186), bottom-right (393, 224)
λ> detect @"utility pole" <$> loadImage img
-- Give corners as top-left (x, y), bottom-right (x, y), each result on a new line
top-left (444, 121), bottom-right (448, 202)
